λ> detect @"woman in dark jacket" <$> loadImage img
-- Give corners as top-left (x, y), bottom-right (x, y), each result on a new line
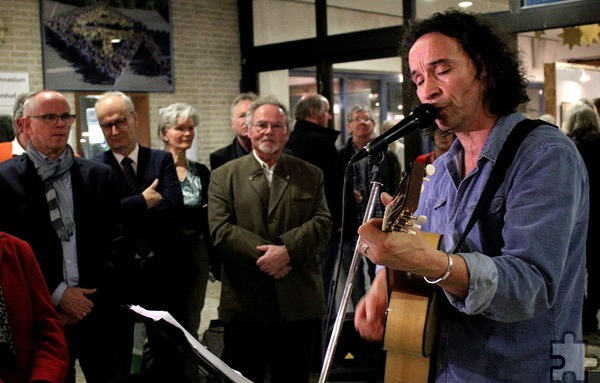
top-left (564, 102), bottom-right (600, 334)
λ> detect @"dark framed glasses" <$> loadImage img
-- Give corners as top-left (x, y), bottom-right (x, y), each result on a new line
top-left (27, 113), bottom-right (76, 126)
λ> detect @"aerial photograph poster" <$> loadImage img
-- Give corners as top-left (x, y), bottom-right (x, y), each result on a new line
top-left (40, 0), bottom-right (174, 92)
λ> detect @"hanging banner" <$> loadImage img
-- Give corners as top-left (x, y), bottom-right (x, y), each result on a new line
top-left (0, 72), bottom-right (29, 116)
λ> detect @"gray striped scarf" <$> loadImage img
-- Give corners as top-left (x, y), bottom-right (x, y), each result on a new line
top-left (26, 144), bottom-right (75, 241)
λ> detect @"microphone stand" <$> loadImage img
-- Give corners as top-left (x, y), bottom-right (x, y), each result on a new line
top-left (319, 163), bottom-right (383, 383)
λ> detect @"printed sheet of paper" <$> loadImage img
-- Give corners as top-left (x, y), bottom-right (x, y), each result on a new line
top-left (128, 305), bottom-right (253, 383)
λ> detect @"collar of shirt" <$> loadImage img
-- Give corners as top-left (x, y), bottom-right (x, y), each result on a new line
top-left (11, 138), bottom-right (25, 156)
top-left (252, 149), bottom-right (276, 186)
top-left (113, 144), bottom-right (140, 172)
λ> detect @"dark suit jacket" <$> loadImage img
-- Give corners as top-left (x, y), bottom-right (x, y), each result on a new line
top-left (94, 146), bottom-right (188, 313)
top-left (182, 160), bottom-right (219, 276)
top-left (285, 120), bottom-right (344, 230)
top-left (181, 160), bottom-right (212, 237)
top-left (209, 137), bottom-right (250, 170)
top-left (208, 153), bottom-right (332, 325)
top-left (0, 153), bottom-right (123, 299)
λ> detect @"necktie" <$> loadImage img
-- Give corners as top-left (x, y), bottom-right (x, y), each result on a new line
top-left (121, 157), bottom-right (138, 194)
top-left (121, 157), bottom-right (152, 260)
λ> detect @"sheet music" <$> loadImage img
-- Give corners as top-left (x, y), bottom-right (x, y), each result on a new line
top-left (128, 305), bottom-right (253, 383)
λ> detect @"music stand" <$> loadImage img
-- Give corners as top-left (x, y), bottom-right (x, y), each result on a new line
top-left (128, 305), bottom-right (252, 383)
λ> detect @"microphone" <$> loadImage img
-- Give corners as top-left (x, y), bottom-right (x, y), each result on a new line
top-left (350, 103), bottom-right (438, 163)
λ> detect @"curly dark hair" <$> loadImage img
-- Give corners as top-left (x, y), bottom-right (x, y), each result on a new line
top-left (399, 9), bottom-right (530, 116)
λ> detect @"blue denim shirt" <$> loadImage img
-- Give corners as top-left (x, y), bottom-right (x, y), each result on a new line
top-left (416, 112), bottom-right (588, 382)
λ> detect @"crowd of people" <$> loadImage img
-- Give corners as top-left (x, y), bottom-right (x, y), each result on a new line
top-left (0, 9), bottom-right (597, 383)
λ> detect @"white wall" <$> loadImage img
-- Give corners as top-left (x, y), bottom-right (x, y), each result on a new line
top-left (555, 63), bottom-right (600, 126)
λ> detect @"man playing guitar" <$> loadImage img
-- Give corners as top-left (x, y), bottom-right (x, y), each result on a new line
top-left (354, 10), bottom-right (588, 383)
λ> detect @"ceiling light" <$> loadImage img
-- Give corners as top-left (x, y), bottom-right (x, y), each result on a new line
top-left (459, 1), bottom-right (473, 7)
top-left (580, 69), bottom-right (590, 83)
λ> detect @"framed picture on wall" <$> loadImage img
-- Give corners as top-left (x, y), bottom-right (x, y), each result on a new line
top-left (39, 0), bottom-right (174, 92)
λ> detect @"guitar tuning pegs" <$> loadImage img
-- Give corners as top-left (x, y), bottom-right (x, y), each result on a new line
top-left (425, 164), bottom-right (435, 176)
top-left (415, 215), bottom-right (427, 224)
top-left (423, 164), bottom-right (436, 183)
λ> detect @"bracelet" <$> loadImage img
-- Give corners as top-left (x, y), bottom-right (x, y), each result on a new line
top-left (423, 251), bottom-right (453, 284)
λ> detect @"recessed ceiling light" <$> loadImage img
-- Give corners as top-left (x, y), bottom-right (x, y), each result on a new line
top-left (459, 1), bottom-right (473, 7)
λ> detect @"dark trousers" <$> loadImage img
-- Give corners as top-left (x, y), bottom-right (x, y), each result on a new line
top-left (114, 258), bottom-right (191, 382)
top-left (64, 306), bottom-right (123, 383)
top-left (222, 319), bottom-right (319, 383)
top-left (320, 231), bottom-right (341, 310)
top-left (341, 236), bottom-right (369, 307)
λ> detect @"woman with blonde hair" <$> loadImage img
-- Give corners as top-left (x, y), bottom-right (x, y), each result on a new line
top-left (157, 103), bottom-right (215, 339)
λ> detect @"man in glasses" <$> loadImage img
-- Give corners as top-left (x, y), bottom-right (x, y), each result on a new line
top-left (339, 105), bottom-right (401, 305)
top-left (93, 91), bottom-right (191, 382)
top-left (0, 90), bottom-right (126, 383)
top-left (415, 125), bottom-right (456, 165)
top-left (208, 96), bottom-right (332, 383)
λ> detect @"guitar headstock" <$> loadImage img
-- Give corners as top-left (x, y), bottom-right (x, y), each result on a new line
top-left (382, 162), bottom-right (434, 233)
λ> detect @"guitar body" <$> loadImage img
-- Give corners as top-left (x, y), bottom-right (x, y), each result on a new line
top-left (380, 162), bottom-right (442, 383)
top-left (384, 232), bottom-right (441, 383)
top-left (384, 293), bottom-right (433, 383)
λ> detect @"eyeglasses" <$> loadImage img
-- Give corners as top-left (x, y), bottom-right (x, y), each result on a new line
top-left (435, 129), bottom-right (454, 137)
top-left (350, 117), bottom-right (373, 123)
top-left (99, 117), bottom-right (129, 130)
top-left (27, 113), bottom-right (76, 126)
top-left (252, 122), bottom-right (286, 132)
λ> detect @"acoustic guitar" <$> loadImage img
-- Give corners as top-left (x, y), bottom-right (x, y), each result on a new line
top-left (381, 161), bottom-right (441, 383)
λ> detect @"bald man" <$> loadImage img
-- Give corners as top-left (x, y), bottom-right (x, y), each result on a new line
top-left (0, 90), bottom-right (125, 383)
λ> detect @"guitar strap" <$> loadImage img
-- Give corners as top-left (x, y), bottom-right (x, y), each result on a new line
top-left (451, 119), bottom-right (553, 253)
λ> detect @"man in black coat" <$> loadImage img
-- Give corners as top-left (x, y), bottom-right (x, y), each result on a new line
top-left (94, 91), bottom-right (191, 382)
top-left (285, 93), bottom-right (344, 308)
top-left (209, 92), bottom-right (258, 171)
top-left (0, 90), bottom-right (125, 383)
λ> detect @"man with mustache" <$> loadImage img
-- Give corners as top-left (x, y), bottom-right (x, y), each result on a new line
top-left (208, 96), bottom-right (332, 383)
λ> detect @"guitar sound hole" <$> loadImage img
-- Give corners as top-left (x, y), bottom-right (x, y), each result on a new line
top-left (389, 271), bottom-right (431, 295)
